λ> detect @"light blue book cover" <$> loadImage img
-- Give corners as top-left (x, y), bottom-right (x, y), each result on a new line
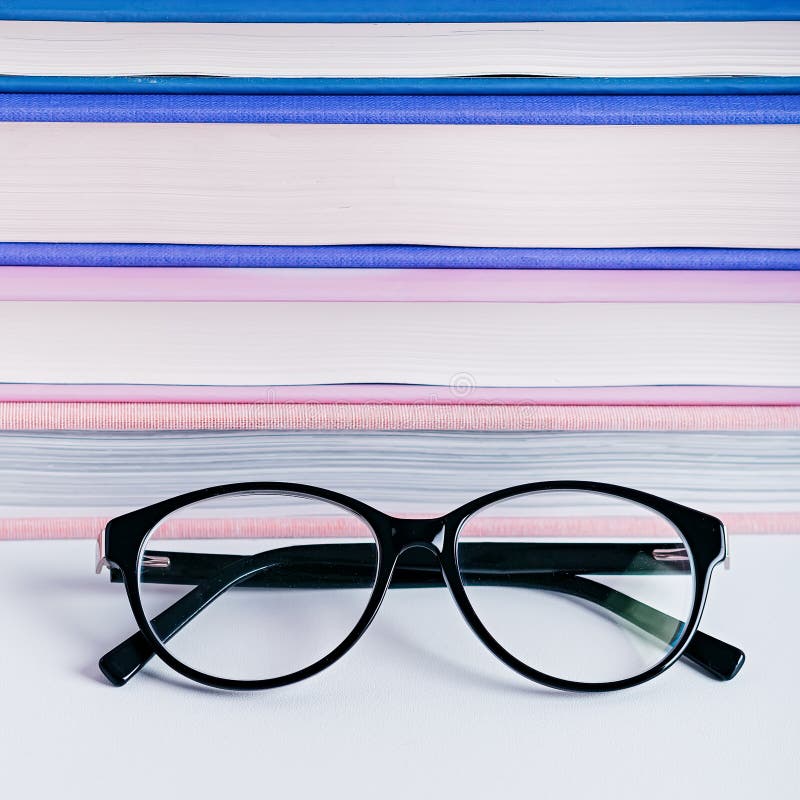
top-left (2, 1), bottom-right (799, 22)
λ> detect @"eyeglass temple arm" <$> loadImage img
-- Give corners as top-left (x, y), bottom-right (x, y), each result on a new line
top-left (99, 542), bottom-right (744, 687)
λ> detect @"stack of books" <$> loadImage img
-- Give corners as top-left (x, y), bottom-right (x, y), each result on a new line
top-left (0, 1), bottom-right (798, 539)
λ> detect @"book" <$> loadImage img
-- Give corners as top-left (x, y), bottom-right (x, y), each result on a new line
top-left (1, 94), bottom-right (799, 250)
top-left (3, 2), bottom-right (798, 93)
top-left (0, 403), bottom-right (797, 538)
top-left (0, 301), bottom-right (797, 391)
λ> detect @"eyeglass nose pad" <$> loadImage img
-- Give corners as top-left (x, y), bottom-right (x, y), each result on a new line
top-left (389, 540), bottom-right (446, 590)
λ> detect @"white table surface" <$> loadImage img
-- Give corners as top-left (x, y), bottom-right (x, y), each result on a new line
top-left (0, 536), bottom-right (797, 799)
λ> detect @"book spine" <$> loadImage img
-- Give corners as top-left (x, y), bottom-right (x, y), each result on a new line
top-left (3, 77), bottom-right (800, 96)
top-left (2, 245), bottom-right (800, 270)
top-left (2, 93), bottom-right (800, 124)
top-left (1, 511), bottom-right (797, 540)
top-left (2, 402), bottom-right (800, 432)
top-left (3, 1), bottom-right (799, 23)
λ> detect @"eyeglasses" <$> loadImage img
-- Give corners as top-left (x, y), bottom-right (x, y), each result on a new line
top-left (96, 480), bottom-right (744, 692)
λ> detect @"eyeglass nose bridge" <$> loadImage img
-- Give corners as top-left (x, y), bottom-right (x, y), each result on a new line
top-left (389, 516), bottom-right (446, 554)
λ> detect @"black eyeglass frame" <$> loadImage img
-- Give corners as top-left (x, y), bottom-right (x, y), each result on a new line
top-left (98, 479), bottom-right (741, 693)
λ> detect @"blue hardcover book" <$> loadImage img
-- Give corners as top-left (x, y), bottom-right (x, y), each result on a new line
top-left (1, 93), bottom-right (799, 269)
top-left (3, 1), bottom-right (799, 22)
top-left (1, 1), bottom-right (799, 94)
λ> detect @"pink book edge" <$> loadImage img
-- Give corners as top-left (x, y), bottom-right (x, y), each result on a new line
top-left (1, 511), bottom-right (797, 540)
top-left (2, 401), bottom-right (800, 431)
top-left (3, 267), bottom-right (800, 302)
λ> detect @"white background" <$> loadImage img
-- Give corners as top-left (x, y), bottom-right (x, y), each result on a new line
top-left (0, 536), bottom-right (797, 799)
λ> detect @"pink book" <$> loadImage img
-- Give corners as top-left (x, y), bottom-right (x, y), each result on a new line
top-left (0, 401), bottom-right (797, 540)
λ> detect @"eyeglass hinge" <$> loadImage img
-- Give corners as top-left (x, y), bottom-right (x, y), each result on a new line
top-left (142, 554), bottom-right (172, 569)
top-left (95, 530), bottom-right (112, 574)
top-left (651, 546), bottom-right (689, 562)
